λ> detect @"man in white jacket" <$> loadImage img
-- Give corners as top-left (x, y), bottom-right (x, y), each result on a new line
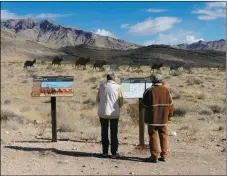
top-left (96, 73), bottom-right (124, 158)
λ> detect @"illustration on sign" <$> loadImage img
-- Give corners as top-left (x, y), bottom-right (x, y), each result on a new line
top-left (31, 76), bottom-right (74, 97)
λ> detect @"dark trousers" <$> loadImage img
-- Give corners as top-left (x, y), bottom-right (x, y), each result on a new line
top-left (99, 117), bottom-right (119, 155)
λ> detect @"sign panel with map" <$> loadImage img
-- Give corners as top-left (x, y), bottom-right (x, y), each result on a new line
top-left (31, 76), bottom-right (74, 97)
top-left (120, 77), bottom-right (152, 99)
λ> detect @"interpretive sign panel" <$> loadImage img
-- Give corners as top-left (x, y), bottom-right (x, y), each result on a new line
top-left (120, 77), bottom-right (152, 99)
top-left (31, 76), bottom-right (74, 97)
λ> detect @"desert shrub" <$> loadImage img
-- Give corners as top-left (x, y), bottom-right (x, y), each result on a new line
top-left (179, 125), bottom-right (190, 131)
top-left (134, 68), bottom-right (143, 73)
top-left (89, 77), bottom-right (97, 82)
top-left (172, 93), bottom-right (181, 99)
top-left (199, 107), bottom-right (213, 115)
top-left (179, 124), bottom-right (199, 135)
top-left (29, 73), bottom-right (37, 78)
top-left (91, 84), bottom-right (98, 89)
top-left (164, 75), bottom-right (171, 79)
top-left (196, 92), bottom-right (206, 100)
top-left (170, 70), bottom-right (182, 76)
top-left (174, 107), bottom-right (187, 117)
top-left (83, 98), bottom-right (96, 108)
top-left (43, 100), bottom-right (51, 103)
top-left (21, 80), bottom-right (28, 84)
top-left (170, 88), bottom-right (181, 100)
top-left (41, 60), bottom-right (46, 65)
top-left (20, 106), bottom-right (31, 112)
top-left (209, 104), bottom-right (225, 114)
top-left (187, 78), bottom-right (203, 85)
top-left (1, 107), bottom-right (24, 124)
top-left (221, 97), bottom-right (226, 103)
top-left (4, 99), bottom-right (11, 105)
top-left (126, 103), bottom-right (139, 124)
top-left (217, 126), bottom-right (224, 131)
top-left (36, 121), bottom-right (48, 136)
top-left (58, 117), bottom-right (76, 132)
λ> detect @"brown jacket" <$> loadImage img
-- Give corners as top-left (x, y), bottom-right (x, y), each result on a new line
top-left (141, 83), bottom-right (174, 125)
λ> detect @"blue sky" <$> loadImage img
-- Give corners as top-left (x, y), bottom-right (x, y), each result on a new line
top-left (41, 81), bottom-right (73, 88)
top-left (1, 2), bottom-right (226, 45)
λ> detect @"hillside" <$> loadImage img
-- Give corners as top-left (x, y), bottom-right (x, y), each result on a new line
top-left (1, 19), bottom-right (141, 50)
top-left (59, 45), bottom-right (226, 67)
top-left (1, 25), bottom-right (225, 68)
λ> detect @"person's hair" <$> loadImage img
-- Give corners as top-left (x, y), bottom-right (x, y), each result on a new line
top-left (107, 73), bottom-right (115, 81)
top-left (150, 74), bottom-right (163, 84)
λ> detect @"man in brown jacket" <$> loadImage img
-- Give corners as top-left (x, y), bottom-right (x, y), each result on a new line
top-left (141, 74), bottom-right (174, 163)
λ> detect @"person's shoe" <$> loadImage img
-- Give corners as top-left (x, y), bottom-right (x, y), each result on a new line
top-left (158, 157), bottom-right (166, 162)
top-left (111, 152), bottom-right (120, 159)
top-left (102, 153), bottom-right (108, 158)
top-left (144, 156), bottom-right (158, 163)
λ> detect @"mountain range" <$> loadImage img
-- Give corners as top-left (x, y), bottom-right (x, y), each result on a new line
top-left (1, 19), bottom-right (225, 68)
top-left (176, 39), bottom-right (226, 51)
top-left (1, 19), bottom-right (226, 51)
top-left (1, 18), bottom-right (140, 50)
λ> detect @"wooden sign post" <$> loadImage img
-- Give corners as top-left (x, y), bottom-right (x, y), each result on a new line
top-left (138, 98), bottom-right (145, 147)
top-left (51, 97), bottom-right (57, 142)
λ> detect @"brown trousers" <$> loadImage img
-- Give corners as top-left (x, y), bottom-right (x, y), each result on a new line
top-left (148, 125), bottom-right (168, 160)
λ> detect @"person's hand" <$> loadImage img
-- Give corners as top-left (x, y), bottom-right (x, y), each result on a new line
top-left (168, 115), bottom-right (172, 123)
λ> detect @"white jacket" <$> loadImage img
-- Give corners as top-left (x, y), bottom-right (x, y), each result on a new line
top-left (96, 80), bottom-right (123, 118)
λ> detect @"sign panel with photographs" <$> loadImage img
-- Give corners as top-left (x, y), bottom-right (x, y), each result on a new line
top-left (31, 76), bottom-right (74, 97)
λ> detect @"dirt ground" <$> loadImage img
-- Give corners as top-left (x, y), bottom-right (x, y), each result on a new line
top-left (1, 59), bottom-right (226, 175)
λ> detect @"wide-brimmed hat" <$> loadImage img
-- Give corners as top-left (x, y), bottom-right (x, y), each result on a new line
top-left (150, 74), bottom-right (163, 82)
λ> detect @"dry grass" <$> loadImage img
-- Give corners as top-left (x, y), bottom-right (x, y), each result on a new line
top-left (83, 98), bottom-right (96, 109)
top-left (169, 70), bottom-right (183, 76)
top-left (180, 88), bottom-right (208, 100)
top-left (178, 124), bottom-right (199, 136)
top-left (187, 77), bottom-right (203, 85)
top-left (1, 106), bottom-right (23, 121)
top-left (170, 88), bottom-right (181, 100)
top-left (36, 121), bottom-right (48, 136)
top-left (134, 68), bottom-right (143, 73)
top-left (1, 61), bottom-right (226, 145)
top-left (126, 103), bottom-right (139, 124)
top-left (88, 76), bottom-right (98, 82)
top-left (57, 110), bottom-right (77, 132)
top-left (199, 107), bottom-right (213, 115)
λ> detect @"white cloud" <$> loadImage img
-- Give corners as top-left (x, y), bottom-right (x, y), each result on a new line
top-left (1, 10), bottom-right (22, 20)
top-left (143, 31), bottom-right (204, 46)
top-left (206, 2), bottom-right (226, 9)
top-left (1, 9), bottom-right (73, 20)
top-left (121, 24), bottom-right (129, 29)
top-left (126, 17), bottom-right (181, 36)
top-left (192, 2), bottom-right (226, 20)
top-left (146, 8), bottom-right (166, 13)
top-left (94, 29), bottom-right (117, 38)
top-left (34, 13), bottom-right (72, 19)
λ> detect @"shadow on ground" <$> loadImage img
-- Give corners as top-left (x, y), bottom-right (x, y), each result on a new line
top-left (5, 145), bottom-right (147, 163)
top-left (14, 137), bottom-right (136, 146)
